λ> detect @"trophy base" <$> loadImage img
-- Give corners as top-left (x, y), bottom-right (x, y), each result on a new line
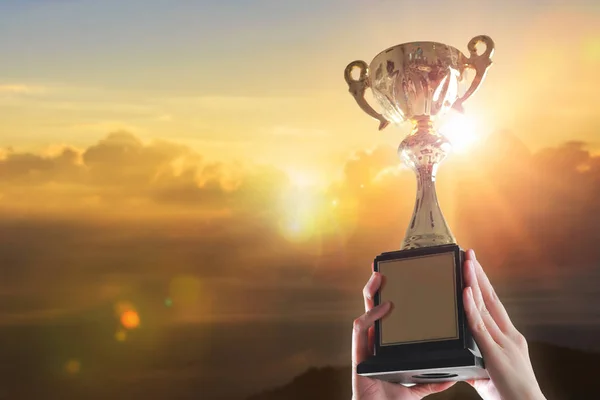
top-left (362, 244), bottom-right (487, 384)
top-left (357, 348), bottom-right (488, 384)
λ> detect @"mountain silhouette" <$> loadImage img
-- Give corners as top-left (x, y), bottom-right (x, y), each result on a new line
top-left (246, 342), bottom-right (599, 400)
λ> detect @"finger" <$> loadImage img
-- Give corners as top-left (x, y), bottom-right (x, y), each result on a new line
top-left (363, 272), bottom-right (382, 312)
top-left (463, 287), bottom-right (499, 357)
top-left (465, 249), bottom-right (476, 262)
top-left (464, 259), bottom-right (504, 344)
top-left (466, 378), bottom-right (490, 391)
top-left (469, 250), bottom-right (515, 333)
top-left (352, 301), bottom-right (391, 366)
top-left (409, 381), bottom-right (457, 397)
top-left (463, 259), bottom-right (485, 310)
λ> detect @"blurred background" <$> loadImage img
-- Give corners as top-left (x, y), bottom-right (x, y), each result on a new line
top-left (0, 0), bottom-right (599, 399)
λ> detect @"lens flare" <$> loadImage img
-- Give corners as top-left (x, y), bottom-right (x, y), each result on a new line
top-left (64, 359), bottom-right (81, 374)
top-left (120, 310), bottom-right (140, 329)
top-left (114, 301), bottom-right (141, 330)
top-left (115, 329), bottom-right (127, 342)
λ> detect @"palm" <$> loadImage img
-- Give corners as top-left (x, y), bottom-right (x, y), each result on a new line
top-left (468, 379), bottom-right (501, 400)
top-left (356, 375), bottom-right (451, 400)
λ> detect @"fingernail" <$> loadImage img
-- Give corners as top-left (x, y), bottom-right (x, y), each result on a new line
top-left (466, 286), bottom-right (473, 300)
top-left (470, 249), bottom-right (477, 260)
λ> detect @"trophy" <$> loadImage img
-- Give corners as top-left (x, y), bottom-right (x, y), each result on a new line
top-left (344, 35), bottom-right (494, 383)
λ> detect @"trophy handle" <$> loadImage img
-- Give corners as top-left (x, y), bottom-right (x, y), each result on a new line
top-left (344, 60), bottom-right (390, 131)
top-left (452, 35), bottom-right (495, 113)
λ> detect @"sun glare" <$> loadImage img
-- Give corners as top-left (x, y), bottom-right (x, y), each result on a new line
top-left (283, 166), bottom-right (329, 189)
top-left (279, 187), bottom-right (318, 242)
top-left (438, 112), bottom-right (480, 154)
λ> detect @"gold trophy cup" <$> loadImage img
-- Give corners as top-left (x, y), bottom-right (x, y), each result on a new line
top-left (345, 35), bottom-right (494, 383)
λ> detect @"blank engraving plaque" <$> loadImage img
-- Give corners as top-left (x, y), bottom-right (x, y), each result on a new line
top-left (378, 252), bottom-right (458, 345)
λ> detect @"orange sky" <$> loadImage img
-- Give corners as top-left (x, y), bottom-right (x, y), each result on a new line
top-left (0, 2), bottom-right (599, 187)
top-left (0, 0), bottom-right (598, 324)
top-left (0, 3), bottom-right (599, 398)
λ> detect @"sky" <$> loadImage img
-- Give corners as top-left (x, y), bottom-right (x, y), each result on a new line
top-left (1, 0), bottom-right (599, 182)
top-left (0, 1), bottom-right (599, 399)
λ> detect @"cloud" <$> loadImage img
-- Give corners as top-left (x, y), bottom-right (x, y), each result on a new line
top-left (0, 84), bottom-right (48, 95)
top-left (0, 130), bottom-right (291, 214)
top-left (0, 129), bottom-right (599, 340)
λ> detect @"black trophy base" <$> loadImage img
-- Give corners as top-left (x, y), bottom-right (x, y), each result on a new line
top-left (362, 244), bottom-right (488, 384)
top-left (357, 347), bottom-right (488, 384)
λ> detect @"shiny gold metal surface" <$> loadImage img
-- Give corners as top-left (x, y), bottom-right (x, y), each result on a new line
top-left (344, 35), bottom-right (494, 128)
top-left (344, 35), bottom-right (494, 249)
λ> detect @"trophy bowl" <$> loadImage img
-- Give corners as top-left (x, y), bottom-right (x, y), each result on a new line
top-left (344, 35), bottom-right (494, 130)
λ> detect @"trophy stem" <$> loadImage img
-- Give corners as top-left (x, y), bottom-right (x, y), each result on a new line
top-left (399, 118), bottom-right (456, 250)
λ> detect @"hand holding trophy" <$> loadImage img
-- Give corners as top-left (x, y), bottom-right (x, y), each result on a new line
top-left (345, 36), bottom-right (495, 383)
top-left (347, 34), bottom-right (548, 400)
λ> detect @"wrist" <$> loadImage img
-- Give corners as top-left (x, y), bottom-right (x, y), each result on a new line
top-left (522, 386), bottom-right (546, 400)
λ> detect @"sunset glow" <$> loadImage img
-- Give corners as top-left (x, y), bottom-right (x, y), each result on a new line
top-left (0, 1), bottom-right (599, 398)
